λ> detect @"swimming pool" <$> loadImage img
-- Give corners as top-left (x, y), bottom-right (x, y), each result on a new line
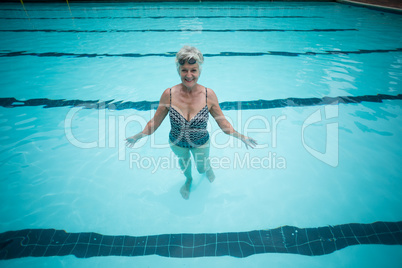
top-left (0, 1), bottom-right (401, 267)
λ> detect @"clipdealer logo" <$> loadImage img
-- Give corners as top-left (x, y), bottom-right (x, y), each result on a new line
top-left (301, 102), bottom-right (339, 167)
top-left (63, 101), bottom-right (339, 169)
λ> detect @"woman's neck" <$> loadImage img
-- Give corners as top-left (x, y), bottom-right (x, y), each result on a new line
top-left (181, 83), bottom-right (198, 92)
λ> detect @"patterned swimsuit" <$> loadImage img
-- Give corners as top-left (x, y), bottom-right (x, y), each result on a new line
top-left (169, 87), bottom-right (209, 148)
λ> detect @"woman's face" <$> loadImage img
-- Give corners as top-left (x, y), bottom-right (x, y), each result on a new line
top-left (179, 62), bottom-right (200, 89)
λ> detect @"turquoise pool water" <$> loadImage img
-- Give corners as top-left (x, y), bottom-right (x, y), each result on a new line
top-left (0, 1), bottom-right (401, 267)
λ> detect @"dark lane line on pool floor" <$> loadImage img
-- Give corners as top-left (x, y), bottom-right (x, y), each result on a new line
top-left (0, 221), bottom-right (401, 259)
top-left (0, 94), bottom-right (401, 111)
top-left (0, 28), bottom-right (356, 33)
top-left (0, 48), bottom-right (401, 59)
top-left (0, 16), bottom-right (324, 19)
top-left (0, 7), bottom-right (313, 12)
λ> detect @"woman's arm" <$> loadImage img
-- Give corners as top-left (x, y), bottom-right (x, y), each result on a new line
top-left (126, 88), bottom-right (170, 147)
top-left (208, 88), bottom-right (257, 149)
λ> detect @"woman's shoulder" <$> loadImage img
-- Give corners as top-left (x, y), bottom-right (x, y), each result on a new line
top-left (167, 84), bottom-right (182, 94)
top-left (159, 88), bottom-right (172, 104)
top-left (205, 87), bottom-right (218, 100)
top-left (197, 85), bottom-right (214, 95)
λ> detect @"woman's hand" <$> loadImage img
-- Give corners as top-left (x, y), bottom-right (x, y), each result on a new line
top-left (125, 135), bottom-right (142, 148)
top-left (241, 136), bottom-right (258, 149)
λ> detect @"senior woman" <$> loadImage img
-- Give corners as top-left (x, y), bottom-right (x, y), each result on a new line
top-left (126, 46), bottom-right (257, 200)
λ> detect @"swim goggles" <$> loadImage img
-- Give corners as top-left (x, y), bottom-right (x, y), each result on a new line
top-left (179, 58), bottom-right (197, 65)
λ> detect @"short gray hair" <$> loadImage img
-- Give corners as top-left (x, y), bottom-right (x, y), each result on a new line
top-left (175, 46), bottom-right (204, 74)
